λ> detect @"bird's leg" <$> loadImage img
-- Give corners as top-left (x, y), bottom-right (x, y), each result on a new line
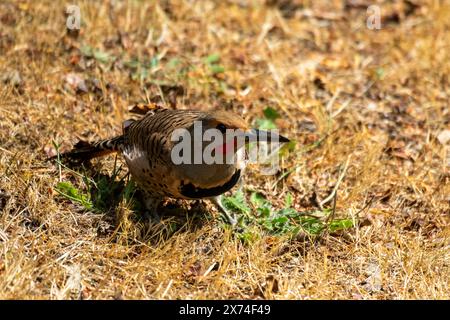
top-left (211, 195), bottom-right (237, 226)
top-left (142, 192), bottom-right (162, 221)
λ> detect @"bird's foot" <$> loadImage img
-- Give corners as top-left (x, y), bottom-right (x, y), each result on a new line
top-left (211, 196), bottom-right (237, 226)
top-left (143, 195), bottom-right (162, 222)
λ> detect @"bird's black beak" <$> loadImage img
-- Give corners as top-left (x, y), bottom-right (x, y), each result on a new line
top-left (246, 129), bottom-right (290, 143)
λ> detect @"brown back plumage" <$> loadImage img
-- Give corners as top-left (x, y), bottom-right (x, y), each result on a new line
top-left (61, 105), bottom-right (249, 163)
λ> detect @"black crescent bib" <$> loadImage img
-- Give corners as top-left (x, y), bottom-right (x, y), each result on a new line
top-left (179, 169), bottom-right (241, 199)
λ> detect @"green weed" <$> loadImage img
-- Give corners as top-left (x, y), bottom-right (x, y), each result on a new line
top-left (222, 190), bottom-right (354, 243)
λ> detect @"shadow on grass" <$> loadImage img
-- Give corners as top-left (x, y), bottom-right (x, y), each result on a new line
top-left (54, 162), bottom-right (211, 244)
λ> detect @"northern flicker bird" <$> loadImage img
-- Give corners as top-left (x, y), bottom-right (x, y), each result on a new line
top-left (62, 104), bottom-right (289, 224)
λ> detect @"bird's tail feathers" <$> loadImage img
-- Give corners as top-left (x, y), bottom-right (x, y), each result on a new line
top-left (57, 136), bottom-right (124, 162)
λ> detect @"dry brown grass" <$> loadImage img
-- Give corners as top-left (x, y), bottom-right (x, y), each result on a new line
top-left (0, 0), bottom-right (449, 299)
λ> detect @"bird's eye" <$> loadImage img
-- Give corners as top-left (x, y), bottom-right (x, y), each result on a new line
top-left (216, 123), bottom-right (227, 134)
